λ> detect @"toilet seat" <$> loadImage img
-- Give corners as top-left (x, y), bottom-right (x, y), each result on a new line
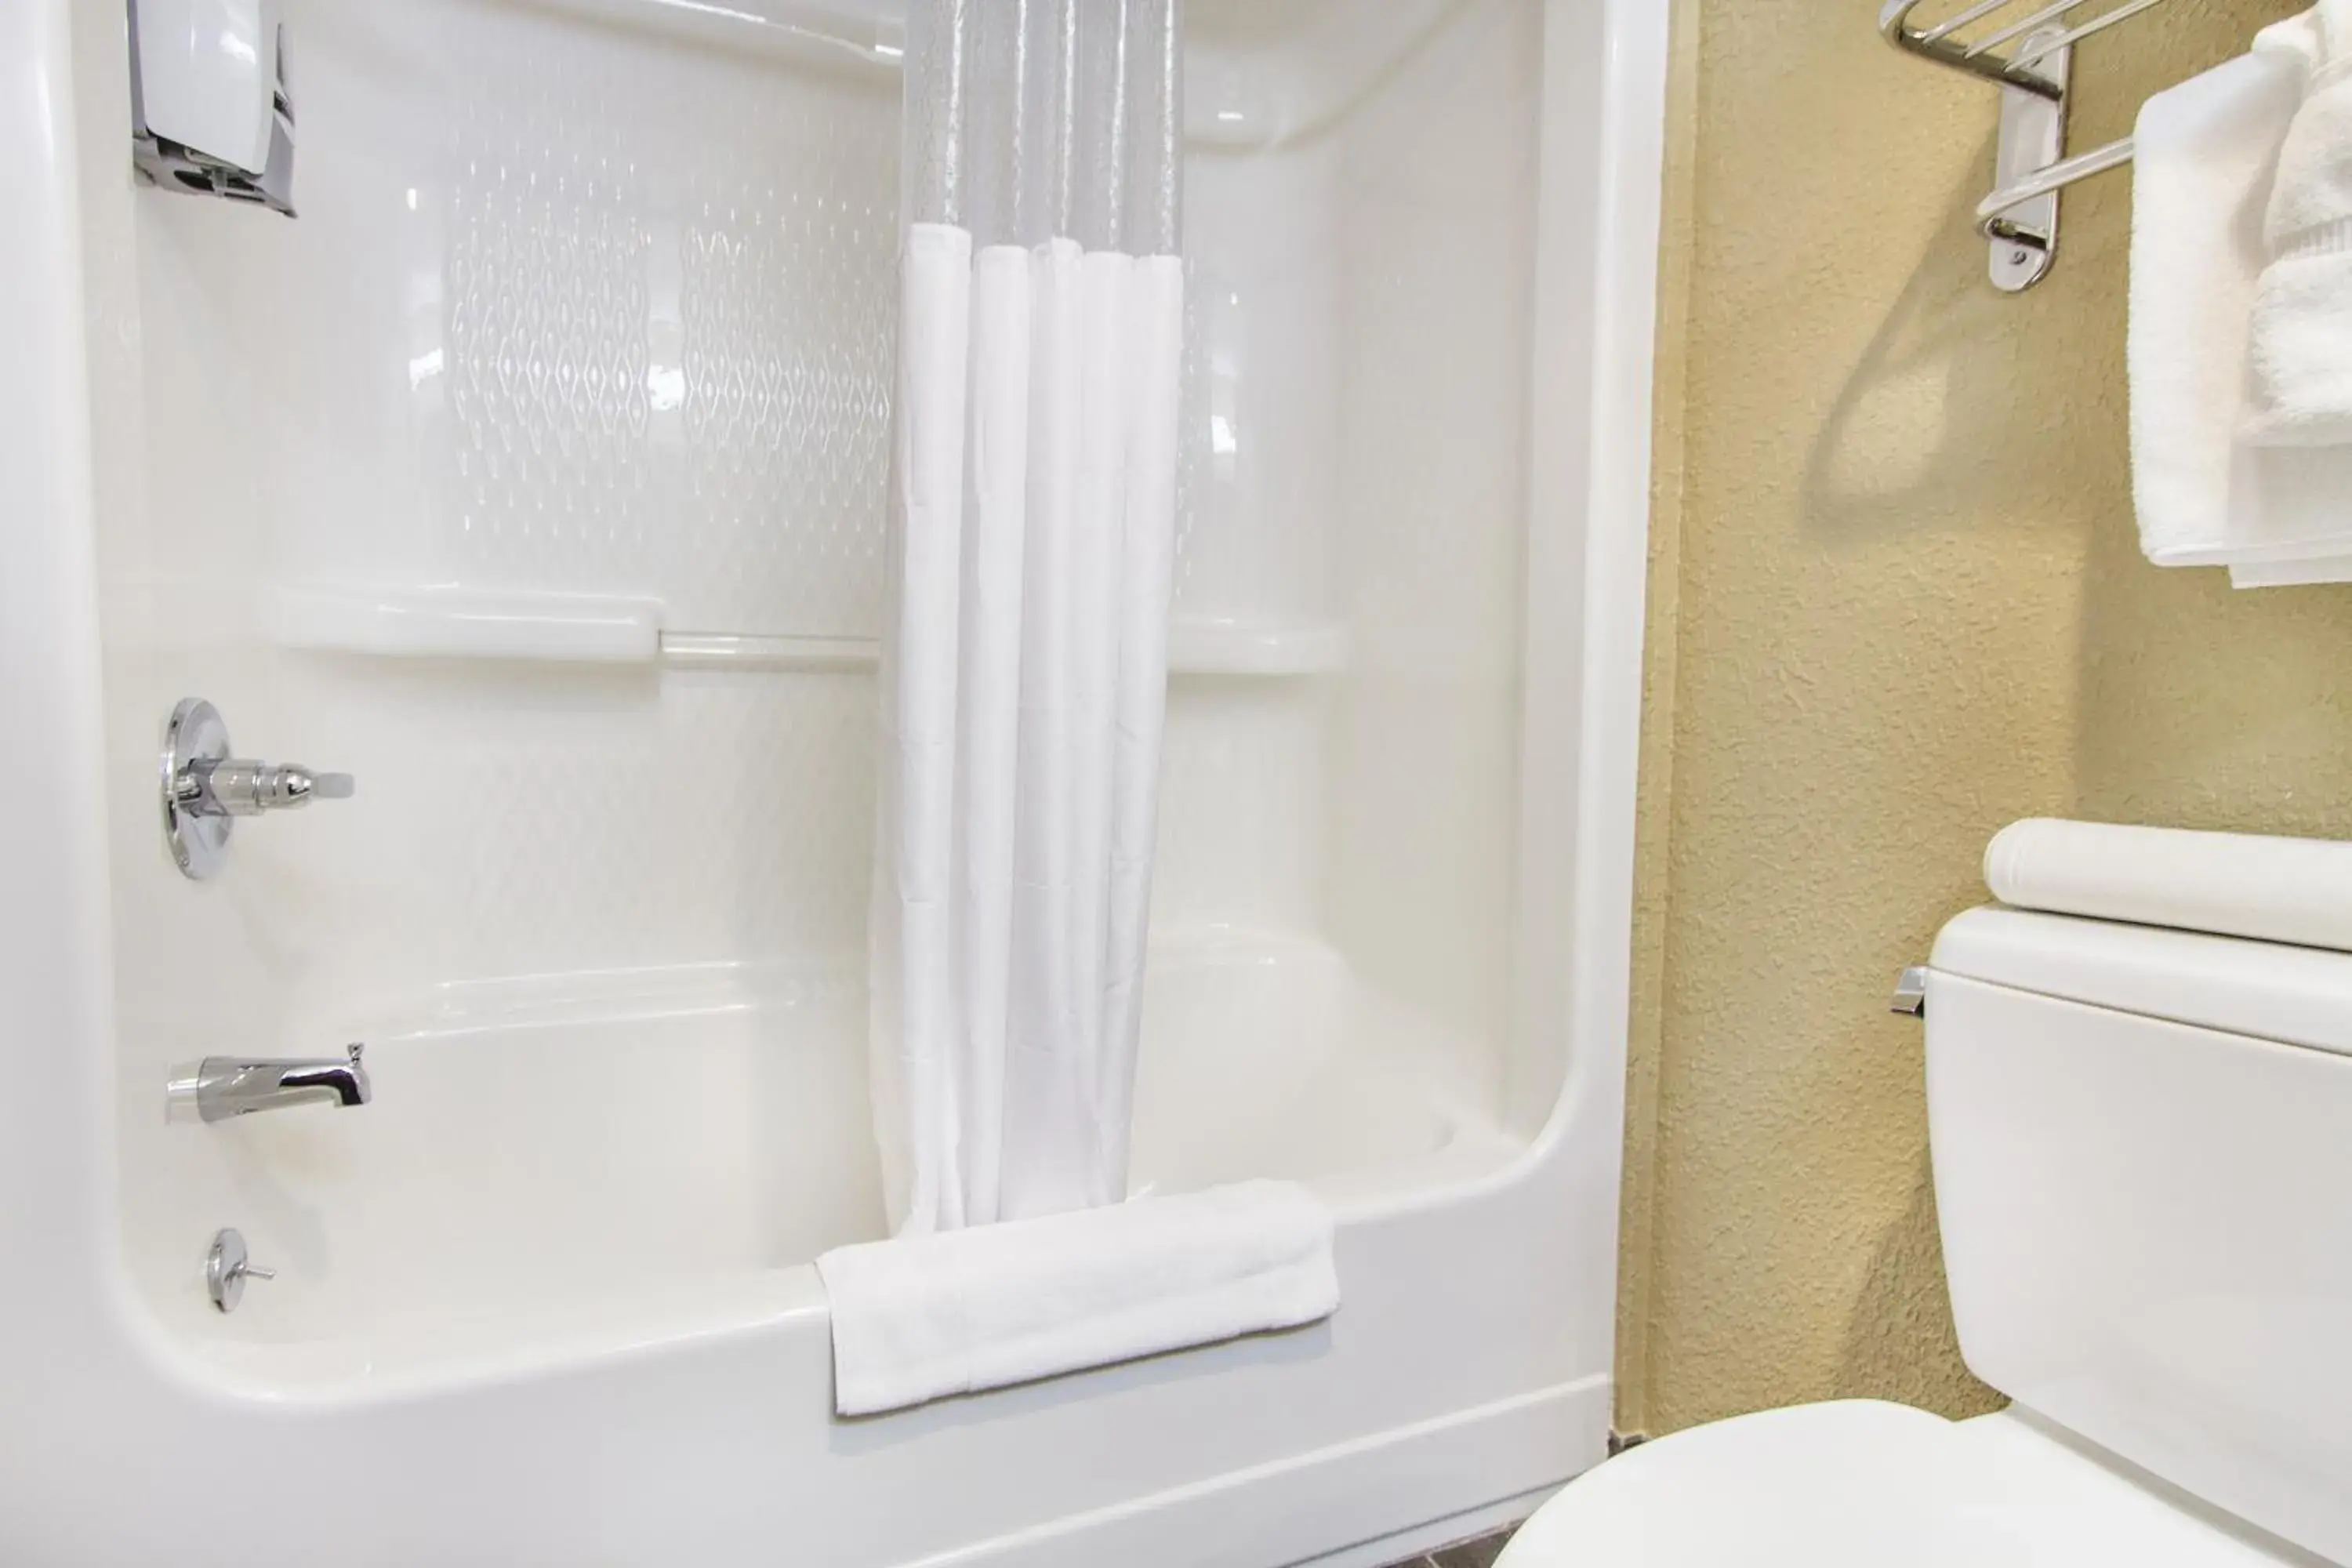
top-left (1498, 1401), bottom-right (2307, 1567)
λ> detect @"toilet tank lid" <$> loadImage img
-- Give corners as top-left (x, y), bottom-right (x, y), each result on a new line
top-left (1931, 906), bottom-right (2352, 1060)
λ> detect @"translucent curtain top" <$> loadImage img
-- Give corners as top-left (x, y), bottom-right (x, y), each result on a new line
top-left (902, 0), bottom-right (1183, 255)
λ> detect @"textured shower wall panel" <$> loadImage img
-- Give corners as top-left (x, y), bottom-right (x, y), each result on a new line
top-left (111, 0), bottom-right (907, 1044)
top-left (430, 19), bottom-right (897, 633)
top-left (249, 662), bottom-right (881, 1017)
top-left (1327, 0), bottom-right (1540, 1049)
top-left (252, 0), bottom-right (1287, 643)
top-left (105, 0), bottom-right (910, 1326)
top-left (130, 0), bottom-right (900, 637)
top-left (1149, 681), bottom-right (1332, 935)
top-left (1173, 142), bottom-right (1341, 629)
top-left (116, 0), bottom-right (1541, 1060)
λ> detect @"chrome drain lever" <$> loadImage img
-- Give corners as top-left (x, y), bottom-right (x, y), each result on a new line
top-left (205, 1229), bottom-right (276, 1313)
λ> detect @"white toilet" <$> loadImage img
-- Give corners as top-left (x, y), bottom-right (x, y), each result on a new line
top-left (1503, 905), bottom-right (2352, 1566)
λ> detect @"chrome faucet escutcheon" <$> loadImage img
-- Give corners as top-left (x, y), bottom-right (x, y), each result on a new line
top-left (161, 698), bottom-right (355, 879)
top-left (167, 1043), bottom-right (372, 1123)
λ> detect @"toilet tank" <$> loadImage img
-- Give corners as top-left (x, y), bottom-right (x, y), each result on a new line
top-left (1926, 907), bottom-right (2352, 1566)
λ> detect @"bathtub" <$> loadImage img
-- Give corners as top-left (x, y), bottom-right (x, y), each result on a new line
top-left (188, 935), bottom-right (1515, 1381)
top-left (0, 0), bottom-right (1667, 1561)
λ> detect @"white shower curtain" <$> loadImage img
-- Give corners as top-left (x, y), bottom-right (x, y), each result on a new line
top-left (871, 0), bottom-right (1185, 1236)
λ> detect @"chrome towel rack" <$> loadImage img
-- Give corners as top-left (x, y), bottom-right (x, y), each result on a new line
top-left (1882, 0), bottom-right (2173, 292)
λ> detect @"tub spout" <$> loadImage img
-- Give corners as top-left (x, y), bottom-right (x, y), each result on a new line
top-left (167, 1044), bottom-right (372, 1123)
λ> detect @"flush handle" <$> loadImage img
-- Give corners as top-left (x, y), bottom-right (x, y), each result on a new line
top-left (1891, 966), bottom-right (1929, 1018)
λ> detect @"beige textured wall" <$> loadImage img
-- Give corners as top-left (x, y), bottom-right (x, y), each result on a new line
top-left (1618, 0), bottom-right (2347, 1437)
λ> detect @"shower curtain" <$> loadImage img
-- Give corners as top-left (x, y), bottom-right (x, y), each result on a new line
top-left (870, 0), bottom-right (1185, 1236)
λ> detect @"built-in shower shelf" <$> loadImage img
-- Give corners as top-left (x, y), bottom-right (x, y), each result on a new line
top-left (267, 584), bottom-right (1350, 677)
top-left (269, 585), bottom-right (666, 664)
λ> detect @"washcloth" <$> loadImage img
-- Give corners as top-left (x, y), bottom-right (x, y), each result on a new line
top-left (1986, 818), bottom-right (2352, 953)
top-left (815, 1179), bottom-right (1339, 1416)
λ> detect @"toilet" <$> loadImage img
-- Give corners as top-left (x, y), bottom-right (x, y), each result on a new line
top-left (1502, 905), bottom-right (2352, 1567)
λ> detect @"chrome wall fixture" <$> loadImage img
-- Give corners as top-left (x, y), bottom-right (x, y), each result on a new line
top-left (167, 1044), bottom-right (372, 1123)
top-left (1881, 0), bottom-right (2172, 292)
top-left (161, 698), bottom-right (353, 879)
top-left (205, 1229), bottom-right (274, 1312)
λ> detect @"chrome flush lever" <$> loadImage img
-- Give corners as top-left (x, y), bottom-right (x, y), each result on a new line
top-left (1891, 966), bottom-right (1930, 1018)
top-left (162, 698), bottom-right (354, 878)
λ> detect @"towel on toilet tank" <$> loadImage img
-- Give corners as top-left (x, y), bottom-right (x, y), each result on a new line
top-left (1985, 818), bottom-right (2352, 953)
top-left (815, 1179), bottom-right (1338, 1416)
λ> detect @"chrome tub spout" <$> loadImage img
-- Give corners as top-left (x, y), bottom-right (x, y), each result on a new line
top-left (167, 1044), bottom-right (371, 1123)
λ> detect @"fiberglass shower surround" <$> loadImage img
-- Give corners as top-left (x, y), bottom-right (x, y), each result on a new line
top-left (15, 0), bottom-right (1666, 1554)
top-left (871, 0), bottom-right (1188, 1236)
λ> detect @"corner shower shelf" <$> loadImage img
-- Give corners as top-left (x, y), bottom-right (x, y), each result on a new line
top-left (266, 584), bottom-right (1352, 677)
top-left (1165, 619), bottom-right (1351, 677)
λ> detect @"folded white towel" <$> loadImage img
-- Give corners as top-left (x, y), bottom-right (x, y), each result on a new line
top-left (2230, 539), bottom-right (2352, 585)
top-left (815, 1179), bottom-right (1339, 1416)
top-left (1986, 818), bottom-right (2352, 953)
top-left (2129, 34), bottom-right (2308, 566)
top-left (2129, 14), bottom-right (2352, 583)
top-left (2245, 2), bottom-right (2352, 445)
top-left (2224, 427), bottom-right (2352, 584)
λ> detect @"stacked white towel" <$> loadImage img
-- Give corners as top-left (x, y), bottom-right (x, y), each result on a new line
top-left (2129, 10), bottom-right (2352, 586)
top-left (2246, 0), bottom-right (2352, 447)
top-left (815, 1179), bottom-right (1339, 1416)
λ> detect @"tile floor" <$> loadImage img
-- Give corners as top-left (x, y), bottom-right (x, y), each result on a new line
top-left (1384, 1524), bottom-right (1516, 1568)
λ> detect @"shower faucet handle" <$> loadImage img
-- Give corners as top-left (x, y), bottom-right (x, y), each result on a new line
top-left (162, 698), bottom-right (355, 879)
top-left (193, 758), bottom-right (356, 815)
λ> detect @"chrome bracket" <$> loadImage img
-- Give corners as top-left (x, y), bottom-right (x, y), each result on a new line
top-left (1987, 30), bottom-right (2071, 292)
top-left (1882, 2), bottom-right (2156, 295)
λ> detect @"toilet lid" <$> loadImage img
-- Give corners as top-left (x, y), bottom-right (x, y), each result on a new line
top-left (1498, 1401), bottom-right (2303, 1568)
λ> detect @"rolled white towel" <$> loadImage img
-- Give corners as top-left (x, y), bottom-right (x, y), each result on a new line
top-left (815, 1179), bottom-right (1338, 1416)
top-left (1984, 818), bottom-right (2352, 953)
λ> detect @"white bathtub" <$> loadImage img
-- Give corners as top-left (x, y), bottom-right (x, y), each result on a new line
top-left (0, 0), bottom-right (1667, 1559)
top-left (189, 935), bottom-right (1515, 1380)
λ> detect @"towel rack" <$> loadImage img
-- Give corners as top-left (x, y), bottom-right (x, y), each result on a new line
top-left (1882, 0), bottom-right (2172, 292)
